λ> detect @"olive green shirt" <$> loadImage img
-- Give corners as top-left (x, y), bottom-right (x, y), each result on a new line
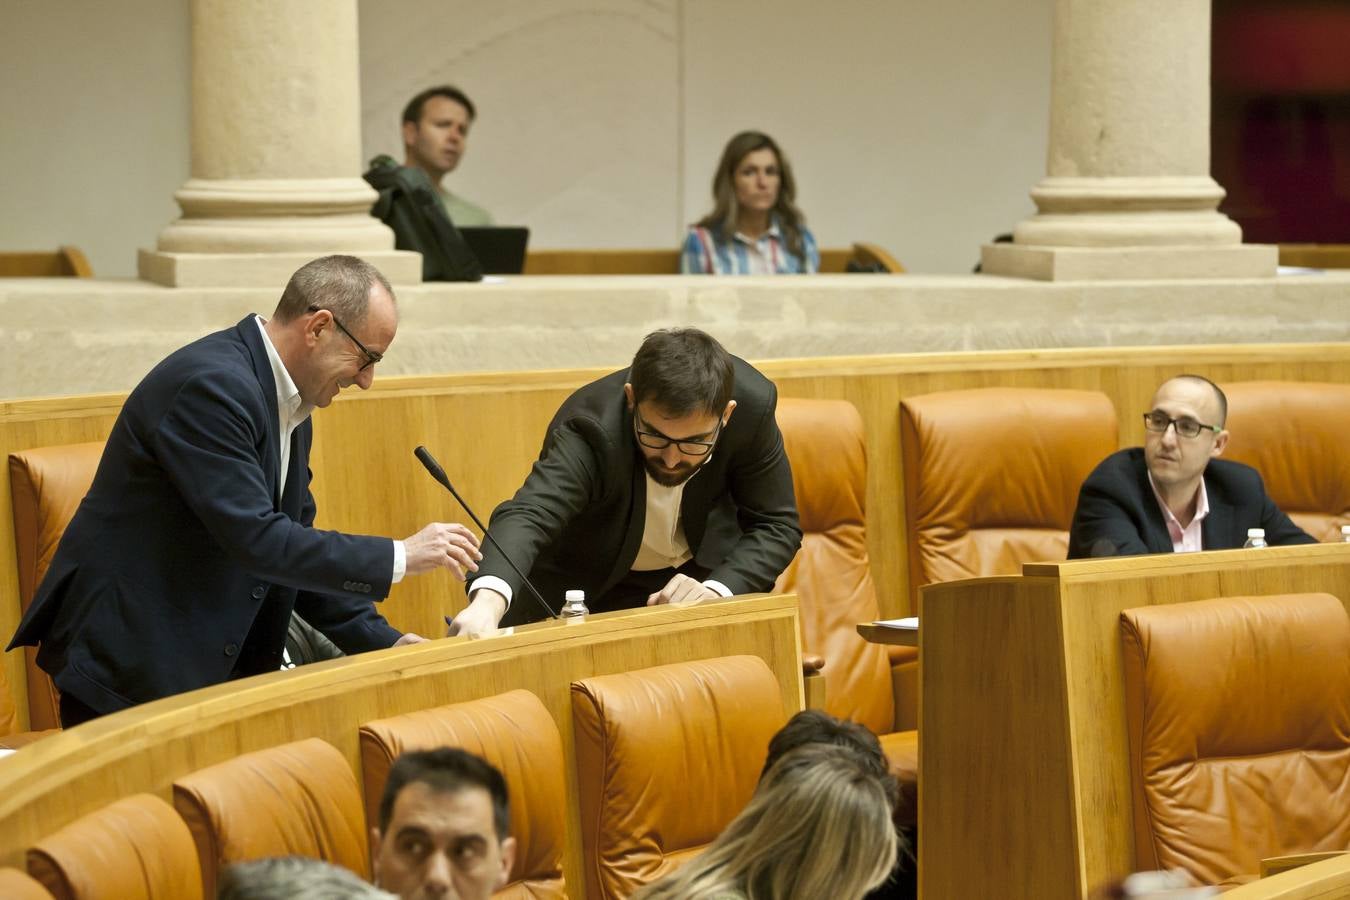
top-left (438, 187), bottom-right (493, 227)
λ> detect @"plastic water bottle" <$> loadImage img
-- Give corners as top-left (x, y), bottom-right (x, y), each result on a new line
top-left (1242, 528), bottom-right (1267, 549)
top-left (1342, 524), bottom-right (1350, 543)
top-left (560, 589), bottom-right (589, 620)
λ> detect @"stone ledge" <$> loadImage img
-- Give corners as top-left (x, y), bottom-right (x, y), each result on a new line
top-left (1, 271), bottom-right (1347, 400)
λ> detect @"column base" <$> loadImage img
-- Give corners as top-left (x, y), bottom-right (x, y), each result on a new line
top-left (138, 249), bottom-right (424, 288)
top-left (979, 243), bottom-right (1278, 282)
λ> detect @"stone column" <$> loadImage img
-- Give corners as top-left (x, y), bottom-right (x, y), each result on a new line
top-left (138, 0), bottom-right (419, 287)
top-left (981, 0), bottom-right (1276, 281)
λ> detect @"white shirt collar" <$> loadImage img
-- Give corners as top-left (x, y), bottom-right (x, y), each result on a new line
top-left (254, 315), bottom-right (310, 426)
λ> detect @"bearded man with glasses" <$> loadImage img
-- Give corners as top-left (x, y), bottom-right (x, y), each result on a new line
top-left (1068, 374), bottom-right (1314, 558)
top-left (449, 327), bottom-right (802, 636)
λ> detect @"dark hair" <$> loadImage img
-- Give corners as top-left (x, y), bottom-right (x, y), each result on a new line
top-left (696, 130), bottom-right (808, 261)
top-left (272, 255), bottom-right (394, 329)
top-left (378, 747), bottom-right (510, 841)
top-left (628, 328), bottom-right (734, 417)
top-left (402, 86), bottom-right (477, 125)
top-left (1170, 373), bottom-right (1228, 427)
top-left (761, 710), bottom-right (898, 810)
top-left (217, 856), bottom-right (393, 899)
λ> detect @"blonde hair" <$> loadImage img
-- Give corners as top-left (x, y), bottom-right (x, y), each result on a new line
top-left (695, 130), bottom-right (808, 262)
top-left (633, 744), bottom-right (899, 900)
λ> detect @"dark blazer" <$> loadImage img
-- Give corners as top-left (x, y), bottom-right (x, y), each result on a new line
top-left (474, 358), bottom-right (802, 626)
top-left (8, 317), bottom-right (401, 714)
top-left (1067, 447), bottom-right (1316, 558)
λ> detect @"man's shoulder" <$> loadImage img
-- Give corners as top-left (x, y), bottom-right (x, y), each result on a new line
top-left (1204, 456), bottom-right (1263, 490)
top-left (134, 320), bottom-right (263, 405)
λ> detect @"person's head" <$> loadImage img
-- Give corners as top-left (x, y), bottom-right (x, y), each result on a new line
top-left (623, 328), bottom-right (736, 487)
top-left (269, 255), bottom-right (397, 409)
top-left (402, 86), bottom-right (477, 181)
top-left (760, 710), bottom-right (898, 808)
top-left (216, 856), bottom-right (395, 900)
top-left (1143, 375), bottom-right (1230, 496)
top-left (697, 130), bottom-right (807, 259)
top-left (634, 743), bottom-right (899, 900)
top-left (371, 748), bottom-right (516, 900)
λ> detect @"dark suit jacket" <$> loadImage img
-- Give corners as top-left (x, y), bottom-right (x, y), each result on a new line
top-left (1067, 447), bottom-right (1315, 558)
top-left (9, 317), bottom-right (401, 714)
top-left (475, 358), bottom-right (803, 626)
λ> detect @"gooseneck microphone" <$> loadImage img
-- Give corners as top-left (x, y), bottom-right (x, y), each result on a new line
top-left (414, 445), bottom-right (559, 621)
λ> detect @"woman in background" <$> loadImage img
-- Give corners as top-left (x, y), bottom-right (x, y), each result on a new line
top-left (682, 131), bottom-right (820, 275)
top-left (632, 743), bottom-right (898, 900)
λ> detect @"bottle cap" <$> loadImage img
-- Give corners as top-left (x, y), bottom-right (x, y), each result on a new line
top-left (565, 589), bottom-right (585, 602)
top-left (1247, 528), bottom-right (1265, 537)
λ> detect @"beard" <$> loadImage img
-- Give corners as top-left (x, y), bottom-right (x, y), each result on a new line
top-left (643, 456), bottom-right (704, 487)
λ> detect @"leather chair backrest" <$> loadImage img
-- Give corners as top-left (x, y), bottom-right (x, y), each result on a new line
top-left (9, 441), bottom-right (105, 731)
top-left (1220, 381), bottom-right (1350, 542)
top-left (900, 387), bottom-right (1118, 606)
top-left (359, 689), bottom-right (566, 899)
top-left (774, 397), bottom-right (893, 735)
top-left (26, 793), bottom-right (202, 900)
top-left (570, 655), bottom-right (786, 900)
top-left (172, 737), bottom-right (367, 899)
top-left (0, 867), bottom-right (55, 899)
top-left (1120, 593), bottom-right (1350, 885)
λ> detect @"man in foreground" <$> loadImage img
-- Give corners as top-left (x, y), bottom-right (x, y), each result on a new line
top-left (1068, 374), bottom-right (1314, 557)
top-left (9, 255), bottom-right (481, 725)
top-left (371, 748), bottom-right (517, 900)
top-left (449, 327), bottom-right (801, 634)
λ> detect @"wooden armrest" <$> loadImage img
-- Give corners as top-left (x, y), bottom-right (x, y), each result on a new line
top-left (1261, 851), bottom-right (1349, 878)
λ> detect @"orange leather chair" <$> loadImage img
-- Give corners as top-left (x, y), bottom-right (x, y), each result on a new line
top-left (900, 387), bottom-right (1118, 606)
top-left (1220, 381), bottom-right (1350, 542)
top-left (26, 793), bottom-right (202, 899)
top-left (9, 441), bottom-right (105, 733)
top-left (1120, 593), bottom-right (1350, 886)
top-left (0, 868), bottom-right (54, 898)
top-left (359, 689), bottom-right (566, 898)
top-left (172, 737), bottom-right (367, 898)
top-left (570, 655), bottom-right (787, 900)
top-left (774, 398), bottom-right (918, 822)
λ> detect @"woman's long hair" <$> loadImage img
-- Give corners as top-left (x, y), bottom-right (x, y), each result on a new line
top-left (633, 744), bottom-right (899, 900)
top-left (696, 130), bottom-right (808, 262)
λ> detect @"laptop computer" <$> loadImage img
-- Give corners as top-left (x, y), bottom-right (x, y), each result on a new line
top-left (458, 226), bottom-right (530, 275)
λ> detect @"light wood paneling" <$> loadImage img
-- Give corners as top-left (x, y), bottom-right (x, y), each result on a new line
top-left (1226, 853), bottom-right (1350, 899)
top-left (0, 593), bottom-right (804, 892)
top-left (921, 544), bottom-right (1350, 899)
top-left (3, 343), bottom-right (1349, 729)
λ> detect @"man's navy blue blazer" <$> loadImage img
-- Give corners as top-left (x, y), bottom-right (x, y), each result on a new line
top-left (1067, 447), bottom-right (1316, 558)
top-left (8, 316), bottom-right (400, 714)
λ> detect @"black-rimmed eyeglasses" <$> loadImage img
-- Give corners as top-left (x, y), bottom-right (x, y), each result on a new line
top-left (1143, 411), bottom-right (1220, 439)
top-left (307, 305), bottom-right (382, 371)
top-left (634, 417), bottom-right (723, 457)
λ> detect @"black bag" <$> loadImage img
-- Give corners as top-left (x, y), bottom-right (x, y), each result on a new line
top-left (363, 155), bottom-right (483, 282)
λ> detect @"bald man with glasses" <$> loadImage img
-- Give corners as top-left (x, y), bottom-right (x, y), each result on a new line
top-left (1068, 374), bottom-right (1314, 558)
top-left (10, 256), bottom-right (480, 725)
top-left (449, 327), bottom-right (802, 636)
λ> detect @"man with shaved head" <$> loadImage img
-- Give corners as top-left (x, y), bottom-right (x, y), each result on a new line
top-left (1068, 374), bottom-right (1315, 558)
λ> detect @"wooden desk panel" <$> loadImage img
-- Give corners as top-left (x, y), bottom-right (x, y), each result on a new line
top-left (921, 545), bottom-right (1350, 899)
top-left (0, 594), bottom-right (805, 891)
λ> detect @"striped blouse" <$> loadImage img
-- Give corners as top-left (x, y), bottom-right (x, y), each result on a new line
top-left (680, 219), bottom-right (820, 275)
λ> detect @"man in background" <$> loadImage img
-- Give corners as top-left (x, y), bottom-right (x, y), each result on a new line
top-left (402, 86), bottom-right (494, 226)
top-left (1069, 374), bottom-right (1314, 557)
top-left (372, 747), bottom-right (517, 900)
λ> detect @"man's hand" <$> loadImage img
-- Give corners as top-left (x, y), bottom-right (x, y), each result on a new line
top-left (647, 573), bottom-right (718, 607)
top-left (448, 589), bottom-right (507, 637)
top-left (393, 632), bottom-right (428, 647)
top-left (404, 522), bottom-right (482, 579)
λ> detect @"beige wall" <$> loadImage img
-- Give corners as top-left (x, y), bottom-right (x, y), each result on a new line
top-left (1, 1), bottom-right (1051, 278)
